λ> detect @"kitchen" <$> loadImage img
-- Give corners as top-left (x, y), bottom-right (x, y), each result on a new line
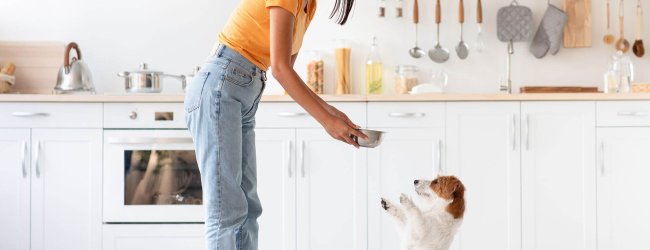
top-left (1, 0), bottom-right (649, 249)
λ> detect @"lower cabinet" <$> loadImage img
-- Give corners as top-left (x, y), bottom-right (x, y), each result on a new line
top-left (0, 128), bottom-right (102, 250)
top-left (521, 102), bottom-right (597, 250)
top-left (0, 129), bottom-right (31, 250)
top-left (597, 128), bottom-right (650, 250)
top-left (103, 224), bottom-right (204, 250)
top-left (446, 102), bottom-right (521, 250)
top-left (256, 128), bottom-right (367, 250)
top-left (366, 128), bottom-right (444, 250)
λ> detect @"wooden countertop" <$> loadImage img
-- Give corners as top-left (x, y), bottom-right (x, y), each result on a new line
top-left (2, 93), bottom-right (650, 103)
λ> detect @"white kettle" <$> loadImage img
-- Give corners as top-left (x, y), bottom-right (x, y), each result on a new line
top-left (54, 42), bottom-right (95, 94)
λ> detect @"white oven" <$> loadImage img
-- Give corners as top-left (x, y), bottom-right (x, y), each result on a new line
top-left (103, 103), bottom-right (203, 223)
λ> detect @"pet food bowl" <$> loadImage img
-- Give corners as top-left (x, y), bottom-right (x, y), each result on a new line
top-left (354, 129), bottom-right (386, 148)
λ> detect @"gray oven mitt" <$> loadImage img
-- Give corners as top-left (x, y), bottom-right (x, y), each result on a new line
top-left (530, 4), bottom-right (567, 58)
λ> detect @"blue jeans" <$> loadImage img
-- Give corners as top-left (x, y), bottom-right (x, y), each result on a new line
top-left (185, 44), bottom-right (266, 250)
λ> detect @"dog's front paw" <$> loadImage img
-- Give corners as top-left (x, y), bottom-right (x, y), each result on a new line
top-left (400, 193), bottom-right (414, 207)
top-left (381, 198), bottom-right (390, 210)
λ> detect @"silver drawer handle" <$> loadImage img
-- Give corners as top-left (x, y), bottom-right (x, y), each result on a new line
top-left (107, 137), bottom-right (194, 144)
top-left (617, 111), bottom-right (650, 117)
top-left (388, 112), bottom-right (426, 118)
top-left (277, 112), bottom-right (308, 117)
top-left (12, 112), bottom-right (50, 117)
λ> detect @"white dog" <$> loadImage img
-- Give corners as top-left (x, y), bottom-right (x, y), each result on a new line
top-left (381, 175), bottom-right (465, 250)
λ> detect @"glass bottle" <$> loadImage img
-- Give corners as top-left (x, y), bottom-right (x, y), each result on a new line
top-left (366, 36), bottom-right (383, 94)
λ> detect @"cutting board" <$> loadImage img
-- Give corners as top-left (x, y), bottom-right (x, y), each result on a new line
top-left (0, 41), bottom-right (64, 93)
top-left (520, 86), bottom-right (600, 93)
top-left (563, 0), bottom-right (592, 48)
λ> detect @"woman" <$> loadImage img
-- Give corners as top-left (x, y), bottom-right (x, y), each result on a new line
top-left (184, 0), bottom-right (366, 249)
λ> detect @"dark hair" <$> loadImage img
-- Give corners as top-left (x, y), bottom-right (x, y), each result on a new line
top-left (329, 0), bottom-right (355, 25)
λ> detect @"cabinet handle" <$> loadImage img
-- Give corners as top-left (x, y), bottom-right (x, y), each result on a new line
top-left (12, 112), bottom-right (50, 117)
top-left (600, 142), bottom-right (606, 176)
top-left (285, 141), bottom-right (293, 178)
top-left (21, 141), bottom-right (27, 178)
top-left (437, 139), bottom-right (444, 174)
top-left (34, 141), bottom-right (41, 178)
top-left (511, 114), bottom-right (517, 151)
top-left (277, 112), bottom-right (308, 117)
top-left (523, 115), bottom-right (530, 151)
top-left (299, 140), bottom-right (306, 178)
top-left (388, 112), bottom-right (426, 118)
top-left (616, 111), bottom-right (650, 117)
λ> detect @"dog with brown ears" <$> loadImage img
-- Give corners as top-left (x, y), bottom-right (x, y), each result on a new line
top-left (381, 175), bottom-right (465, 250)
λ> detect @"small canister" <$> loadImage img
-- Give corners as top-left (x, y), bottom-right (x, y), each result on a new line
top-left (395, 65), bottom-right (418, 94)
top-left (306, 50), bottom-right (324, 94)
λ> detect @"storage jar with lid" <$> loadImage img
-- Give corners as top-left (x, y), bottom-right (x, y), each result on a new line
top-left (395, 65), bottom-right (418, 94)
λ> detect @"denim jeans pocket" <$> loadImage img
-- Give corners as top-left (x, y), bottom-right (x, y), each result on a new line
top-left (224, 63), bottom-right (254, 87)
top-left (184, 71), bottom-right (211, 113)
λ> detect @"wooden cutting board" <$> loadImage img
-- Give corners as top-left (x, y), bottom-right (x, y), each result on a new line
top-left (563, 0), bottom-right (592, 48)
top-left (520, 86), bottom-right (600, 93)
top-left (0, 41), bottom-right (64, 93)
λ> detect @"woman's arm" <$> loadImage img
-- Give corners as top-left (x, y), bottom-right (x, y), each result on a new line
top-left (269, 6), bottom-right (366, 147)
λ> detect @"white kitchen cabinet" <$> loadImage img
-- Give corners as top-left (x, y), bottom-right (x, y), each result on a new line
top-left (597, 128), bottom-right (650, 250)
top-left (30, 129), bottom-right (102, 250)
top-left (367, 128), bottom-right (443, 250)
top-left (256, 129), bottom-right (296, 250)
top-left (296, 129), bottom-right (367, 250)
top-left (521, 102), bottom-right (597, 250)
top-left (445, 102), bottom-right (521, 250)
top-left (0, 129), bottom-right (31, 250)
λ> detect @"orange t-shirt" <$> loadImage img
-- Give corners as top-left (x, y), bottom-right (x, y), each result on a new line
top-left (218, 0), bottom-right (317, 70)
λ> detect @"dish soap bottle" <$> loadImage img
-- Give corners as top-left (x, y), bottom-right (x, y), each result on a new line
top-left (366, 36), bottom-right (383, 94)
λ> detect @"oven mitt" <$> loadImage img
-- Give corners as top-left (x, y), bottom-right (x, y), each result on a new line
top-left (530, 4), bottom-right (567, 58)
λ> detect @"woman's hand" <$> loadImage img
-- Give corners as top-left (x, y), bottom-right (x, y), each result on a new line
top-left (324, 104), bottom-right (360, 129)
top-left (323, 115), bottom-right (368, 148)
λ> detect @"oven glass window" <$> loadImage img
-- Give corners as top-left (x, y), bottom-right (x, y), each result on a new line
top-left (124, 150), bottom-right (202, 205)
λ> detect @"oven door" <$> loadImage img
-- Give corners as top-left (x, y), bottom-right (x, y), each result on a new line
top-left (103, 130), bottom-right (203, 223)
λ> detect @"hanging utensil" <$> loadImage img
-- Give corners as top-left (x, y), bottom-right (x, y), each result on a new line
top-left (497, 0), bottom-right (533, 93)
top-left (616, 0), bottom-right (630, 53)
top-left (455, 0), bottom-right (469, 59)
top-left (604, 0), bottom-right (616, 44)
top-left (476, 0), bottom-right (486, 52)
top-left (429, 0), bottom-right (450, 63)
top-left (409, 0), bottom-right (425, 58)
top-left (633, 0), bottom-right (645, 57)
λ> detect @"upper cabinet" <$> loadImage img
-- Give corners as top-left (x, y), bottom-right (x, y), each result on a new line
top-left (520, 102), bottom-right (597, 250)
top-left (446, 102), bottom-right (521, 250)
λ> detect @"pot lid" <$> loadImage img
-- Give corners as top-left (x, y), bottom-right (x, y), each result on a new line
top-left (123, 63), bottom-right (163, 74)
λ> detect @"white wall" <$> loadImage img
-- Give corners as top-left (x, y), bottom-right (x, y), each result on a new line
top-left (0, 0), bottom-right (647, 94)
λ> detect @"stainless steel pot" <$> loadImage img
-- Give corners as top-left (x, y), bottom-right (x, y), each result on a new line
top-left (118, 63), bottom-right (185, 93)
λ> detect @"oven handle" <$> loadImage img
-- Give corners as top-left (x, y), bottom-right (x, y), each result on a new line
top-left (107, 137), bottom-right (194, 144)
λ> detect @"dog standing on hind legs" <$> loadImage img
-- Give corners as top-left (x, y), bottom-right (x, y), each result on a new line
top-left (381, 176), bottom-right (465, 250)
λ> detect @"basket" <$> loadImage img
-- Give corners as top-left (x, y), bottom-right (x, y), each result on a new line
top-left (0, 81), bottom-right (11, 93)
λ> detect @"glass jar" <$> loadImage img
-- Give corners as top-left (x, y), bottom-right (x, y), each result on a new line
top-left (306, 50), bottom-right (324, 94)
top-left (395, 65), bottom-right (418, 94)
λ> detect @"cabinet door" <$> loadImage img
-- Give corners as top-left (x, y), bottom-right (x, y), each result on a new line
top-left (0, 129), bottom-right (30, 250)
top-left (521, 102), bottom-right (596, 250)
top-left (296, 129), bottom-right (367, 250)
top-left (30, 129), bottom-right (102, 250)
top-left (103, 224), bottom-right (204, 250)
top-left (598, 128), bottom-right (650, 250)
top-left (445, 102), bottom-right (521, 250)
top-left (367, 128), bottom-right (443, 250)
top-left (256, 129), bottom-right (296, 250)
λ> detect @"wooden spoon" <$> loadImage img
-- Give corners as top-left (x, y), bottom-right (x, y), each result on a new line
top-left (633, 0), bottom-right (645, 57)
top-left (616, 0), bottom-right (630, 53)
top-left (604, 0), bottom-right (615, 44)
